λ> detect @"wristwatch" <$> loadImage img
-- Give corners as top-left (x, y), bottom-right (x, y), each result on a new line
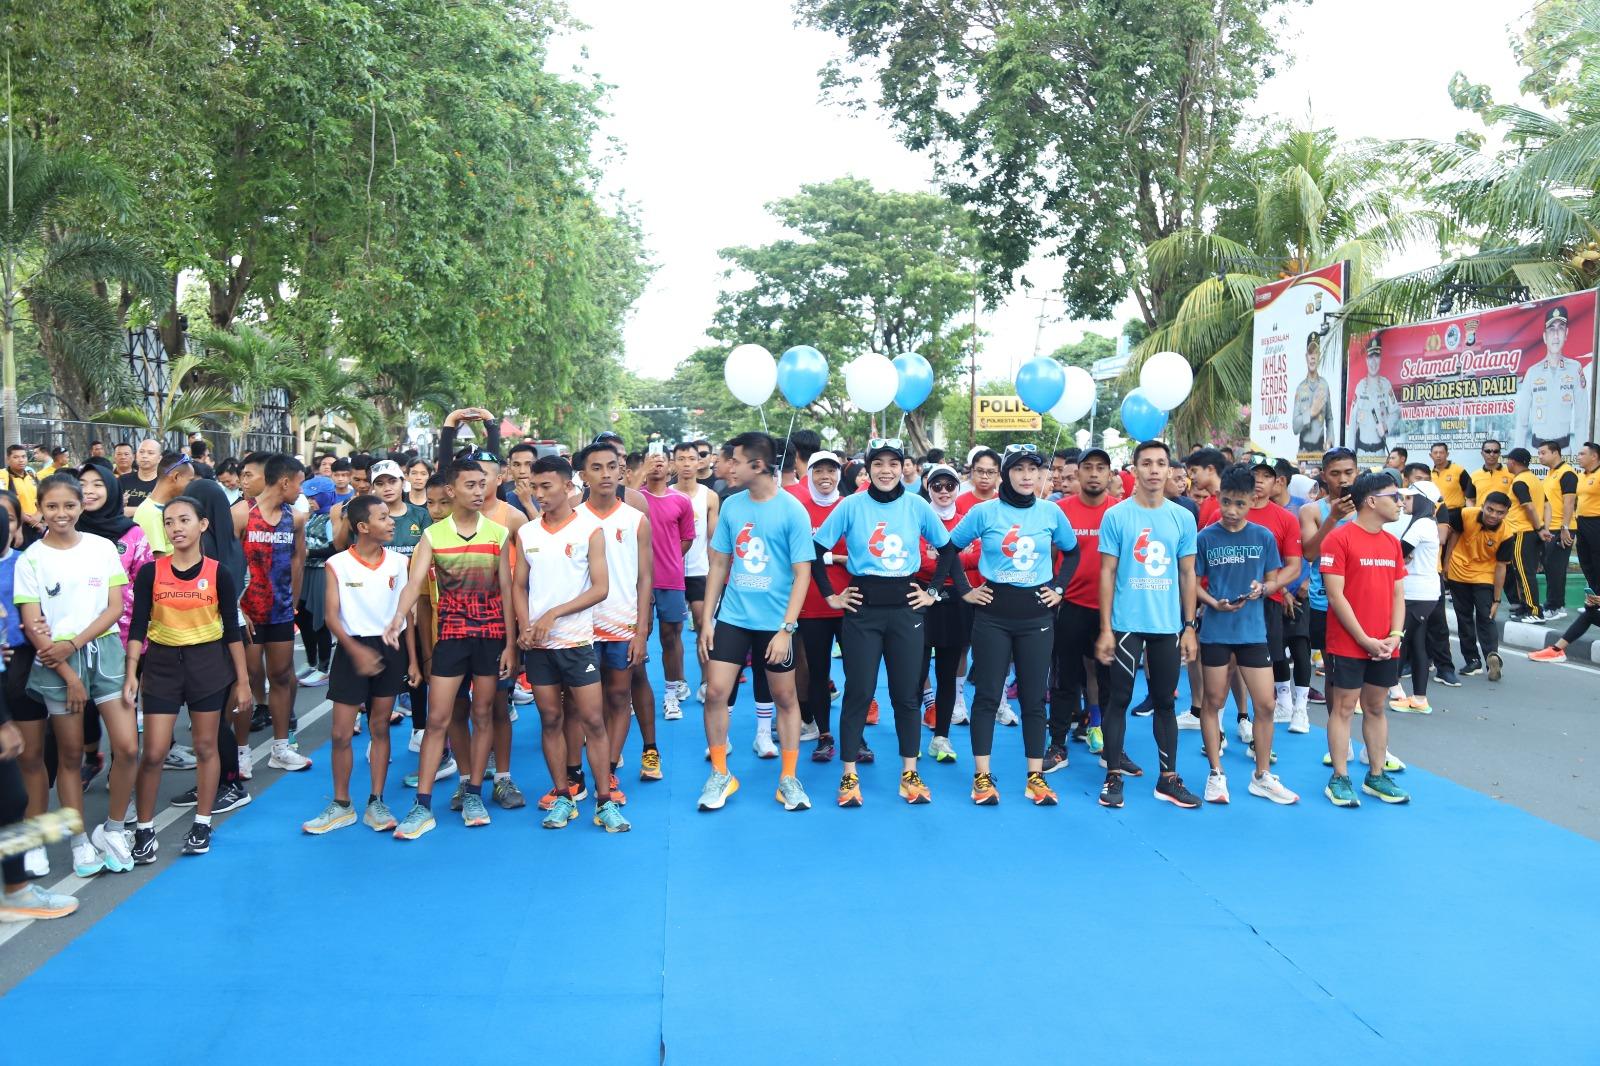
top-left (781, 621), bottom-right (799, 634)
top-left (1183, 619), bottom-right (1199, 630)
top-left (1050, 586), bottom-right (1064, 597)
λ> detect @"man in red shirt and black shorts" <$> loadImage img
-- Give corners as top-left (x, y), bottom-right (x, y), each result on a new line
top-left (1318, 471), bottom-right (1412, 808)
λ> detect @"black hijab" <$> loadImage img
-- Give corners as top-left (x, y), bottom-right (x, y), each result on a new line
top-left (998, 449), bottom-right (1040, 509)
top-left (187, 477), bottom-right (245, 591)
top-left (75, 459), bottom-right (135, 540)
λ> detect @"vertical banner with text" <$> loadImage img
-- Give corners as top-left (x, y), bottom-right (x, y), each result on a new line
top-left (1249, 262), bottom-right (1347, 463)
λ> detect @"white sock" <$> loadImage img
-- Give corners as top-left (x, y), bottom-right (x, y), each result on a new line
top-left (238, 745), bottom-right (250, 762)
top-left (272, 738), bottom-right (290, 754)
top-left (494, 771), bottom-right (509, 782)
top-left (1273, 681), bottom-right (1291, 706)
top-left (136, 820), bottom-right (154, 831)
top-left (1293, 685), bottom-right (1309, 711)
top-left (755, 701), bottom-right (774, 738)
top-left (195, 814), bottom-right (212, 826)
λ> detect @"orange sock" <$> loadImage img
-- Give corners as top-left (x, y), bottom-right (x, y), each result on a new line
top-left (781, 749), bottom-right (798, 778)
top-left (711, 746), bottom-right (728, 775)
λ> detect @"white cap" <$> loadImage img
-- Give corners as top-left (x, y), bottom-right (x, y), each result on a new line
top-left (370, 459), bottom-right (405, 482)
top-left (808, 450), bottom-right (842, 469)
top-left (1289, 473), bottom-right (1315, 499)
top-left (1403, 480), bottom-right (1442, 504)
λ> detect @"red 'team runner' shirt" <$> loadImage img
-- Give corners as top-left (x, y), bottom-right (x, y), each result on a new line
top-left (1318, 522), bottom-right (1404, 660)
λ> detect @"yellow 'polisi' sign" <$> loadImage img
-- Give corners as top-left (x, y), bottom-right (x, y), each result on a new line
top-left (974, 395), bottom-right (1042, 431)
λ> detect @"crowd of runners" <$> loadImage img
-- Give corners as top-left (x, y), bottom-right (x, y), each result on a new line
top-left (2, 411), bottom-right (1598, 924)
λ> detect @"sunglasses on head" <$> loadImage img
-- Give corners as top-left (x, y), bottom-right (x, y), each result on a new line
top-left (1004, 443), bottom-right (1040, 455)
top-left (868, 437), bottom-right (904, 451)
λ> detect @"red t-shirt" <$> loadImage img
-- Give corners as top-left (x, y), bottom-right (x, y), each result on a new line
top-left (1247, 501), bottom-right (1302, 603)
top-left (786, 483), bottom-right (847, 619)
top-left (916, 511), bottom-right (979, 587)
top-left (1197, 494), bottom-right (1221, 530)
top-left (1318, 523), bottom-right (1404, 660)
top-left (1056, 494), bottom-right (1112, 609)
top-left (1118, 470), bottom-right (1135, 497)
top-left (954, 489), bottom-right (995, 516)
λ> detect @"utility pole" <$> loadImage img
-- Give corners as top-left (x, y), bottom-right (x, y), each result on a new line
top-left (2, 56), bottom-right (16, 444)
top-left (968, 286), bottom-right (978, 443)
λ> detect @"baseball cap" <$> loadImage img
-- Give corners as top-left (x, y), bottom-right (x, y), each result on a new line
top-left (1402, 481), bottom-right (1442, 504)
top-left (864, 437), bottom-right (906, 465)
top-left (370, 459), bottom-right (404, 482)
top-left (301, 475), bottom-right (338, 513)
top-left (808, 450), bottom-right (842, 469)
top-left (924, 463), bottom-right (960, 487)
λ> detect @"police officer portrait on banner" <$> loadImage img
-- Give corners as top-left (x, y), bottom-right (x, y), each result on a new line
top-left (1513, 303), bottom-right (1591, 456)
top-left (1350, 335), bottom-right (1401, 454)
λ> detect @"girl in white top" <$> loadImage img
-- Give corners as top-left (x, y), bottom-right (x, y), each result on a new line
top-left (1384, 481), bottom-right (1444, 713)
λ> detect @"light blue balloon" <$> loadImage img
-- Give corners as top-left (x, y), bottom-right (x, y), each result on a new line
top-left (776, 345), bottom-right (829, 407)
top-left (1014, 356), bottom-right (1066, 413)
top-left (1119, 388), bottom-right (1168, 441)
top-left (892, 352), bottom-right (935, 411)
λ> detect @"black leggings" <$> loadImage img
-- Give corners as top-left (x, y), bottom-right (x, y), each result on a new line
top-left (1103, 631), bottom-right (1181, 776)
top-left (1050, 601), bottom-right (1105, 745)
top-left (1287, 633), bottom-right (1311, 687)
top-left (1, 754), bottom-right (27, 886)
top-left (921, 641), bottom-right (965, 739)
top-left (798, 616), bottom-right (844, 734)
top-left (1400, 598), bottom-right (1436, 697)
top-left (839, 605), bottom-right (925, 761)
top-left (295, 603), bottom-right (332, 672)
top-left (968, 609), bottom-right (1053, 759)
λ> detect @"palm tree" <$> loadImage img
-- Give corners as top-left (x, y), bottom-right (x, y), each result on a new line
top-left (92, 353), bottom-right (248, 441)
top-left (365, 356), bottom-right (456, 444)
top-left (293, 351), bottom-right (383, 457)
top-left (189, 322), bottom-right (317, 453)
top-left (2, 132), bottom-right (169, 435)
top-left (1131, 126), bottom-right (1450, 441)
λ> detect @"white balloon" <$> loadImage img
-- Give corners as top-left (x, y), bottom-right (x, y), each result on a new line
top-left (844, 353), bottom-right (899, 413)
top-left (724, 343), bottom-right (776, 407)
top-left (1139, 351), bottom-right (1194, 411)
top-left (1049, 365), bottom-right (1097, 422)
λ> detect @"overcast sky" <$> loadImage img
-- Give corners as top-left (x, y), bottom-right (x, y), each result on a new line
top-left (556, 0), bottom-right (1531, 384)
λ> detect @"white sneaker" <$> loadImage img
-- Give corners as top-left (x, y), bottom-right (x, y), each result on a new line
top-left (1272, 694), bottom-right (1292, 723)
top-left (409, 729), bottom-right (424, 753)
top-left (1247, 772), bottom-right (1299, 805)
top-left (1175, 710), bottom-right (1201, 731)
top-left (164, 744), bottom-right (197, 771)
top-left (1360, 747), bottom-right (1407, 773)
top-left (703, 742), bottom-right (734, 760)
top-left (1321, 739), bottom-right (1356, 767)
top-left (1203, 769), bottom-right (1229, 804)
top-left (22, 846), bottom-right (49, 879)
top-left (697, 683), bottom-right (707, 703)
top-left (995, 700), bottom-right (1018, 727)
top-left (951, 693), bottom-right (970, 726)
top-left (72, 840), bottom-right (105, 878)
top-left (92, 823), bottom-right (134, 873)
top-left (799, 718), bottom-right (820, 742)
top-left (268, 745), bottom-right (313, 772)
top-left (511, 682), bottom-right (535, 705)
top-left (1288, 706), bottom-right (1310, 734)
top-left (1237, 716), bottom-right (1253, 745)
top-left (237, 747), bottom-right (253, 781)
top-left (663, 692), bottom-right (683, 720)
top-left (927, 735), bottom-right (957, 762)
top-left (434, 755), bottom-right (459, 781)
top-left (301, 669), bottom-right (328, 688)
top-left (752, 732), bottom-right (779, 759)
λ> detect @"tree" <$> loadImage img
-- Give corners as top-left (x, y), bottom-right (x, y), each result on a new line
top-left (798, 0), bottom-right (1289, 325)
top-left (364, 356), bottom-right (457, 446)
top-left (1, 134), bottom-right (168, 433)
top-left (189, 323), bottom-right (317, 453)
top-left (93, 354), bottom-right (247, 441)
top-left (292, 351), bottom-right (383, 457)
top-left (687, 178), bottom-right (980, 453)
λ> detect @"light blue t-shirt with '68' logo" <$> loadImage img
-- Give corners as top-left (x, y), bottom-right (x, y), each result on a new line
top-left (710, 489), bottom-right (815, 632)
top-left (815, 491), bottom-right (949, 579)
top-left (1098, 498), bottom-right (1197, 635)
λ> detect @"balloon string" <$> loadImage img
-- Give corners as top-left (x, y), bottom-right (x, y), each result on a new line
top-left (1053, 424), bottom-right (1061, 450)
top-left (898, 410), bottom-right (907, 436)
top-left (759, 405), bottom-right (769, 435)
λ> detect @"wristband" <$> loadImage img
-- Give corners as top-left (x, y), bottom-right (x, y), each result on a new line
top-left (1387, 630), bottom-right (1403, 638)
top-left (823, 551), bottom-right (835, 565)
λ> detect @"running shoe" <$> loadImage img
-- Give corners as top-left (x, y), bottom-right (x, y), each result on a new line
top-left (899, 770), bottom-right (932, 804)
top-left (1130, 695), bottom-right (1154, 718)
top-left (929, 735), bottom-right (958, 764)
top-left (303, 801), bottom-right (357, 835)
top-left (608, 774), bottom-right (627, 807)
top-left (1288, 705), bottom-right (1310, 734)
top-left (702, 741), bottom-right (734, 761)
top-left (697, 682), bottom-right (707, 703)
top-left (542, 795), bottom-right (579, 828)
top-left (171, 786), bottom-right (198, 808)
top-left (697, 771), bottom-right (739, 811)
top-left (73, 840), bottom-right (105, 877)
top-left (1324, 773), bottom-right (1360, 808)
top-left (1486, 652), bottom-right (1503, 681)
top-left (449, 781), bottom-right (468, 812)
top-left (238, 746), bottom-right (253, 780)
top-left (1041, 744), bottom-right (1068, 774)
top-left (408, 729), bottom-right (424, 753)
top-left (673, 679), bottom-right (692, 702)
top-left (995, 700), bottom-right (1019, 727)
top-left (393, 804), bottom-right (436, 840)
top-left (214, 782), bottom-right (252, 813)
top-left (1391, 695), bottom-right (1433, 714)
top-left (1273, 694), bottom-right (1292, 724)
top-left (1098, 774), bottom-right (1124, 808)
top-left (1099, 752), bottom-right (1143, 777)
top-left (1529, 645), bottom-right (1567, 663)
top-left (352, 713), bottom-right (363, 736)
top-left (301, 669), bottom-right (328, 687)
top-left (663, 691), bottom-right (683, 720)
top-left (363, 799), bottom-right (398, 831)
top-left (511, 677), bottom-right (535, 705)
top-left (951, 693), bottom-right (969, 725)
top-left (837, 771), bottom-right (863, 807)
top-left (1086, 725), bottom-right (1103, 754)
top-left (812, 734), bottom-right (836, 762)
top-left (971, 772), bottom-right (999, 805)
top-left (492, 778), bottom-right (527, 809)
top-left (268, 746), bottom-right (313, 772)
top-left (164, 745), bottom-right (197, 771)
top-left (639, 749), bottom-right (663, 781)
top-left (1434, 668), bottom-right (1462, 687)
top-left (921, 691), bottom-right (936, 729)
top-left (93, 824), bottom-right (135, 872)
top-left (799, 718), bottom-right (820, 742)
top-left (1203, 769), bottom-right (1229, 805)
top-left (1246, 740), bottom-right (1278, 765)
top-left (775, 775), bottom-right (811, 811)
top-left (829, 678), bottom-right (840, 700)
top-left (484, 753), bottom-right (496, 776)
top-left (132, 827), bottom-right (159, 865)
top-left (1362, 772), bottom-right (1411, 804)
top-left (1321, 738), bottom-right (1356, 767)
top-left (1237, 715), bottom-right (1254, 745)
top-left (1247, 772), bottom-right (1299, 805)
top-left (1004, 679), bottom-right (1018, 700)
top-left (1307, 687), bottom-right (1326, 704)
top-left (866, 699), bottom-right (880, 725)
top-left (593, 800), bottom-right (631, 832)
top-left (1459, 660), bottom-right (1483, 677)
top-left (856, 745), bottom-right (876, 764)
top-left (82, 751), bottom-right (105, 789)
top-left (1545, 607), bottom-right (1568, 622)
top-left (403, 756), bottom-right (457, 789)
top-left (1175, 710), bottom-right (1201, 731)
top-left (461, 793), bottom-right (491, 827)
top-left (250, 705), bottom-right (271, 732)
top-left (0, 883), bottom-right (80, 922)
top-left (22, 847), bottom-right (48, 879)
top-left (1360, 748), bottom-right (1407, 774)
top-left (1025, 771), bottom-right (1058, 806)
top-left (1154, 774), bottom-right (1200, 809)
top-left (752, 732), bottom-right (779, 759)
top-left (397, 691), bottom-right (412, 716)
top-left (538, 783), bottom-right (584, 811)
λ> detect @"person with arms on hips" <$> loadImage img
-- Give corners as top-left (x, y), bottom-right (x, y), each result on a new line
top-left (946, 445), bottom-right (1079, 807)
top-left (1513, 304), bottom-right (1590, 453)
top-left (1537, 441), bottom-right (1580, 620)
top-left (383, 459), bottom-right (515, 840)
top-left (636, 443), bottom-right (696, 734)
top-left (695, 432), bottom-right (816, 813)
top-left (1318, 471), bottom-right (1411, 807)
top-left (126, 496), bottom-right (251, 860)
top-left (1382, 480), bottom-right (1445, 717)
top-left (1094, 440), bottom-right (1201, 811)
top-left (1349, 337), bottom-right (1402, 454)
top-left (812, 438), bottom-right (959, 807)
top-left (1291, 331), bottom-right (1333, 453)
top-left (302, 495), bottom-right (419, 836)
top-left (1193, 465), bottom-right (1296, 805)
top-left (513, 455), bottom-right (627, 832)
top-left (787, 449), bottom-right (850, 762)
top-left (1500, 448), bottom-right (1549, 622)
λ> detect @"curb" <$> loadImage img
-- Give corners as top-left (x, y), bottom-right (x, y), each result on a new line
top-left (1444, 601), bottom-right (1600, 664)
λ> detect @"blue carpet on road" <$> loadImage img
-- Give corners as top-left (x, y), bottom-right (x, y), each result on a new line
top-left (3, 654), bottom-right (1597, 1064)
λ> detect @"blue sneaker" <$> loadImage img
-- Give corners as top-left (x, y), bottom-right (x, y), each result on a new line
top-left (1324, 773), bottom-right (1360, 808)
top-left (697, 771), bottom-right (739, 811)
top-left (393, 804), bottom-right (436, 840)
top-left (1361, 772), bottom-right (1410, 805)
top-left (542, 795), bottom-right (579, 829)
top-left (461, 792), bottom-right (491, 827)
top-left (593, 800), bottom-right (631, 833)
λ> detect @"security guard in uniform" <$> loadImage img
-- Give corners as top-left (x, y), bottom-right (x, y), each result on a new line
top-left (1513, 304), bottom-right (1590, 453)
top-left (1467, 439), bottom-right (1514, 504)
